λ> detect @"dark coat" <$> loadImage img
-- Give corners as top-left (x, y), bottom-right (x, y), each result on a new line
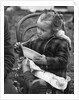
top-left (23, 36), bottom-right (70, 78)
top-left (4, 15), bottom-right (15, 79)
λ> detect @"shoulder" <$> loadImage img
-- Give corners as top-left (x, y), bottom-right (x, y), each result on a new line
top-left (51, 37), bottom-right (69, 48)
top-left (51, 36), bottom-right (68, 43)
top-left (4, 15), bottom-right (8, 24)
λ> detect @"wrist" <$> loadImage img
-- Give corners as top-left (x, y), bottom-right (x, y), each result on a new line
top-left (22, 66), bottom-right (31, 73)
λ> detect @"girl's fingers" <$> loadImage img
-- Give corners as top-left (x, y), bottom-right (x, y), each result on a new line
top-left (34, 55), bottom-right (43, 59)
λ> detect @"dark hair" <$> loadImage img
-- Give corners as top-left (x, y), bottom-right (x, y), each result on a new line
top-left (39, 9), bottom-right (66, 33)
top-left (50, 13), bottom-right (64, 32)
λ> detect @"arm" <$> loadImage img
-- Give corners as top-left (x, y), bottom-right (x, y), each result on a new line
top-left (22, 58), bottom-right (35, 87)
top-left (14, 40), bottom-right (32, 56)
top-left (32, 40), bottom-right (70, 70)
top-left (46, 40), bottom-right (70, 70)
top-left (4, 15), bottom-right (15, 79)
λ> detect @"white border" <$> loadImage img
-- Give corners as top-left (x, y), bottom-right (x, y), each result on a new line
top-left (0, 0), bottom-right (79, 100)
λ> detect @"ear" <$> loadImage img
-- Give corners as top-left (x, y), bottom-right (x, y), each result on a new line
top-left (54, 14), bottom-right (62, 27)
top-left (51, 14), bottom-right (63, 32)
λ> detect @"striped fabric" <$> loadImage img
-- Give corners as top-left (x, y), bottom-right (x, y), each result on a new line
top-left (4, 16), bottom-right (15, 79)
top-left (23, 36), bottom-right (70, 78)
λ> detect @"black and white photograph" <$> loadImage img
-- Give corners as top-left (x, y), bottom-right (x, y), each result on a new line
top-left (0, 0), bottom-right (79, 100)
top-left (4, 5), bottom-right (74, 94)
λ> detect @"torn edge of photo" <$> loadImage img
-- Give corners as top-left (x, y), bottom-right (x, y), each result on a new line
top-left (0, 0), bottom-right (79, 100)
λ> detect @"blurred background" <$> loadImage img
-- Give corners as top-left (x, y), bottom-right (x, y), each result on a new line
top-left (4, 6), bottom-right (74, 94)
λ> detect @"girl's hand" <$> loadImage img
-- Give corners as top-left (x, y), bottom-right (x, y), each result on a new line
top-left (22, 58), bottom-right (31, 73)
top-left (14, 42), bottom-right (22, 54)
top-left (33, 55), bottom-right (47, 65)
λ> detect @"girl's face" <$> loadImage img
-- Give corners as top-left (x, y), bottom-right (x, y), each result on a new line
top-left (37, 26), bottom-right (52, 40)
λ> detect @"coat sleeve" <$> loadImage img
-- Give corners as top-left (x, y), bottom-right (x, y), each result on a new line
top-left (46, 40), bottom-right (70, 70)
top-left (4, 16), bottom-right (15, 79)
top-left (23, 71), bottom-right (35, 87)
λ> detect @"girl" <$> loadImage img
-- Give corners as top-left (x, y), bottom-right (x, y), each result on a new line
top-left (15, 10), bottom-right (71, 94)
